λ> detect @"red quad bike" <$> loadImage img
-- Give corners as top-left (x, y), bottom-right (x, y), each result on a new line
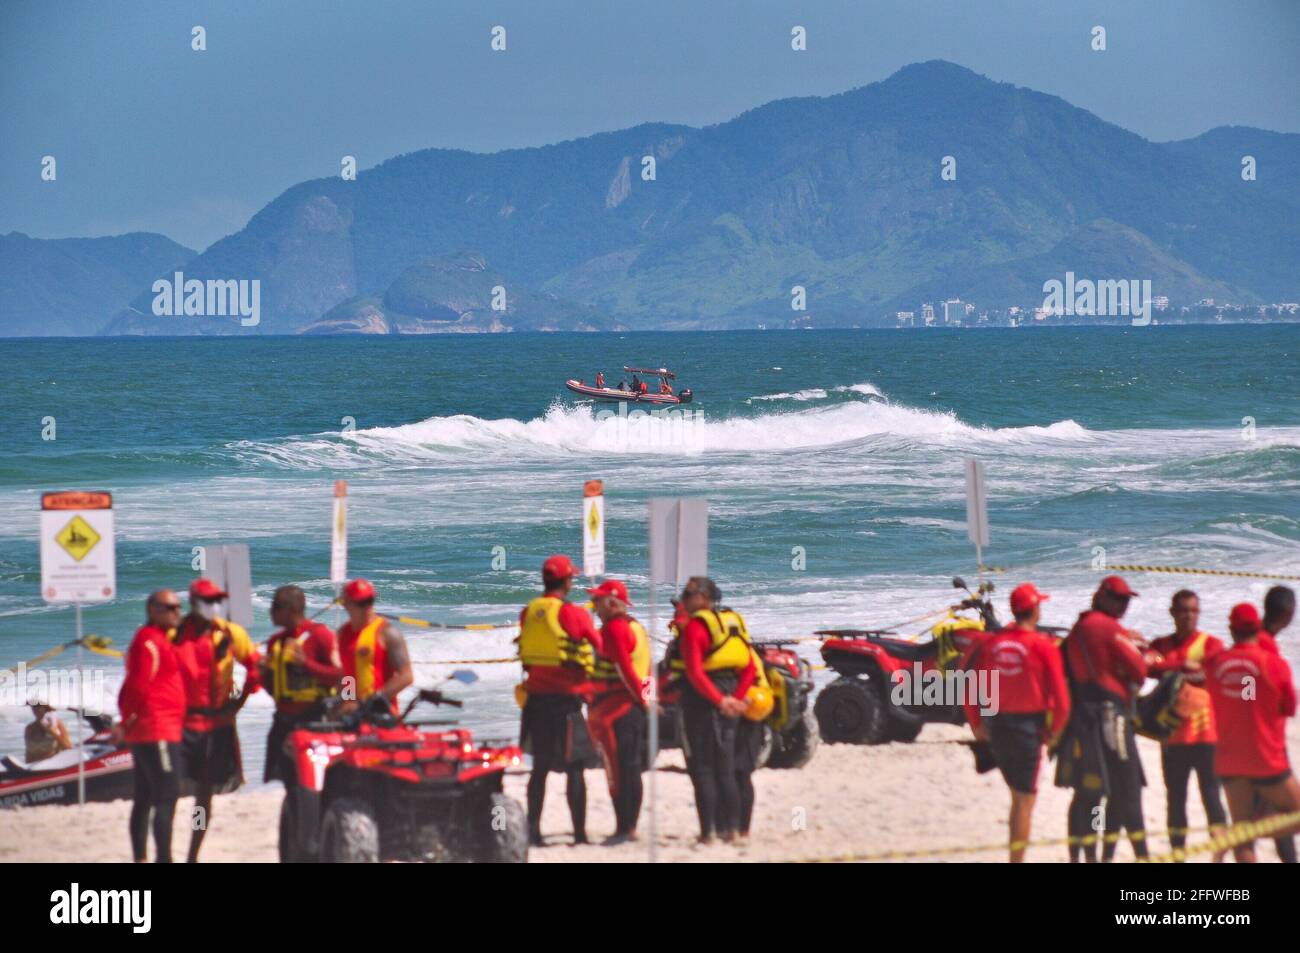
top-left (814, 578), bottom-right (1000, 746)
top-left (279, 672), bottom-right (528, 863)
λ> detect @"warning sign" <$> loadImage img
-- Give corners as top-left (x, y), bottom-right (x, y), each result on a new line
top-left (582, 480), bottom-right (605, 579)
top-left (41, 491), bottom-right (115, 603)
top-left (55, 515), bottom-right (101, 562)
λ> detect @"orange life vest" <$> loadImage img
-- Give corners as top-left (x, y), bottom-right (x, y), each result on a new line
top-left (341, 616), bottom-right (391, 706)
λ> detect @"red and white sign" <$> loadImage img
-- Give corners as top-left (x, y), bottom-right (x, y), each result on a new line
top-left (40, 491), bottom-right (116, 603)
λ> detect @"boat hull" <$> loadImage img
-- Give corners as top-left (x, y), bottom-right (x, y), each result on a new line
top-left (0, 742), bottom-right (135, 808)
top-left (565, 380), bottom-right (691, 405)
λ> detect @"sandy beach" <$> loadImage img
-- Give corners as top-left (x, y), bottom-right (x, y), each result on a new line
top-left (7, 723), bottom-right (1295, 863)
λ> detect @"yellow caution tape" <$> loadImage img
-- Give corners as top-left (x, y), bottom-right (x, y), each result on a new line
top-left (1140, 810), bottom-right (1300, 864)
top-left (383, 612), bottom-right (516, 631)
top-left (980, 563), bottom-right (1300, 582)
top-left (421, 657), bottom-right (519, 666)
top-left (1, 635), bottom-right (121, 676)
top-left (784, 814), bottom-right (1293, 864)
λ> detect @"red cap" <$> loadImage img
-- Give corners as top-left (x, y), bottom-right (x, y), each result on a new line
top-left (343, 578), bottom-right (376, 603)
top-left (1009, 583), bottom-right (1049, 615)
top-left (1098, 575), bottom-right (1138, 598)
top-left (542, 554), bottom-right (578, 580)
top-left (587, 579), bottom-right (632, 605)
top-left (189, 578), bottom-right (227, 601)
top-left (1229, 602), bottom-right (1261, 635)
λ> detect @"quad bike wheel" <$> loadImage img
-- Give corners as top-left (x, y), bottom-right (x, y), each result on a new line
top-left (319, 797), bottom-right (380, 863)
top-left (278, 795), bottom-right (301, 863)
top-left (473, 792), bottom-right (529, 863)
top-left (814, 676), bottom-right (888, 744)
top-left (767, 707), bottom-right (819, 769)
top-left (886, 717), bottom-right (924, 743)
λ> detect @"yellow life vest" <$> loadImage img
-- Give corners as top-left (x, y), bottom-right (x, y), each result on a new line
top-left (169, 616), bottom-right (255, 705)
top-left (268, 624), bottom-right (336, 705)
top-left (349, 617), bottom-right (388, 702)
top-left (593, 617), bottom-right (651, 684)
top-left (670, 608), bottom-right (754, 674)
top-left (517, 596), bottom-right (595, 674)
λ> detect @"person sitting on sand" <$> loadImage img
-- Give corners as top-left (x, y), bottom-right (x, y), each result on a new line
top-left (25, 700), bottom-right (72, 763)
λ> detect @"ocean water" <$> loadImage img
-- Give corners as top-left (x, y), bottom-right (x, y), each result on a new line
top-left (2, 325), bottom-right (1299, 783)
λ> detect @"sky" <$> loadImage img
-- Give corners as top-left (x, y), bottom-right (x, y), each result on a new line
top-left (2, 0), bottom-right (1297, 252)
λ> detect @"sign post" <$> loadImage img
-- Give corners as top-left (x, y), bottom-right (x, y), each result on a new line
top-left (645, 497), bottom-right (708, 862)
top-left (582, 480), bottom-right (605, 579)
top-left (40, 490), bottom-right (116, 806)
top-left (331, 481), bottom-right (347, 620)
top-left (203, 543), bottom-right (253, 630)
top-left (964, 459), bottom-right (990, 581)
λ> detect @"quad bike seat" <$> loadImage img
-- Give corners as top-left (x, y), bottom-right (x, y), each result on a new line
top-left (869, 635), bottom-right (938, 663)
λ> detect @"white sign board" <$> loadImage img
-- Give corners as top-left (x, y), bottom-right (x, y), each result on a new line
top-left (330, 480), bottom-right (348, 584)
top-left (647, 497), bottom-right (708, 588)
top-left (205, 543), bottom-right (253, 630)
top-left (582, 480), bottom-right (605, 578)
top-left (964, 459), bottom-right (990, 548)
top-left (40, 491), bottom-right (116, 603)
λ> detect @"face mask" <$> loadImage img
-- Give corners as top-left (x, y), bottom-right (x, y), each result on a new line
top-left (195, 601), bottom-right (218, 621)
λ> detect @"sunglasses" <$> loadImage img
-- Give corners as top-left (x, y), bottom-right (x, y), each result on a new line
top-left (157, 602), bottom-right (182, 611)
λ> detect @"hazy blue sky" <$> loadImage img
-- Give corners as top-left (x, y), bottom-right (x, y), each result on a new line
top-left (2, 0), bottom-right (1297, 251)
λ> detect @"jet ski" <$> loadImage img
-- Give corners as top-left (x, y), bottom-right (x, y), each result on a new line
top-left (566, 366), bottom-right (693, 406)
top-left (0, 712), bottom-right (134, 808)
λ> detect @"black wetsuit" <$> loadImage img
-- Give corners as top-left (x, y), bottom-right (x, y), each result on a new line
top-left (129, 740), bottom-right (181, 862)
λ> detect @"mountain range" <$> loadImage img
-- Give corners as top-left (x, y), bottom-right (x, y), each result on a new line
top-left (4, 60), bottom-right (1297, 336)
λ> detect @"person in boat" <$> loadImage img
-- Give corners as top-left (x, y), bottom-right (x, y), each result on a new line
top-left (596, 371), bottom-right (604, 388)
top-left (115, 589), bottom-right (187, 863)
top-left (630, 374), bottom-right (641, 393)
top-left (170, 578), bottom-right (262, 861)
top-left (261, 585), bottom-right (343, 784)
top-left (618, 379), bottom-right (628, 391)
top-left (25, 699), bottom-right (72, 763)
top-left (659, 379), bottom-right (673, 395)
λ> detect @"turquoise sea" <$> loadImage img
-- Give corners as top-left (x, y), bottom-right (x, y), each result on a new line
top-left (2, 325), bottom-right (1299, 781)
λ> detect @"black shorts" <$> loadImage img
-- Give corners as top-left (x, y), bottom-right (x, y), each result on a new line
top-left (987, 712), bottom-right (1045, 794)
top-left (521, 694), bottom-right (595, 773)
top-left (1221, 770), bottom-right (1293, 787)
top-left (180, 724), bottom-right (243, 795)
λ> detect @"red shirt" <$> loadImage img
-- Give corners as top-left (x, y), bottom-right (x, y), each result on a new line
top-left (521, 597), bottom-right (603, 697)
top-left (1065, 610), bottom-right (1147, 703)
top-left (1207, 640), bottom-right (1296, 778)
top-left (1148, 630), bottom-right (1224, 745)
top-left (266, 621), bottom-right (343, 716)
top-left (597, 614), bottom-right (647, 704)
top-left (679, 617), bottom-right (756, 707)
top-left (1258, 631), bottom-right (1281, 656)
top-left (118, 624), bottom-right (186, 744)
top-left (171, 617), bottom-right (262, 731)
top-left (963, 623), bottom-right (1070, 735)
